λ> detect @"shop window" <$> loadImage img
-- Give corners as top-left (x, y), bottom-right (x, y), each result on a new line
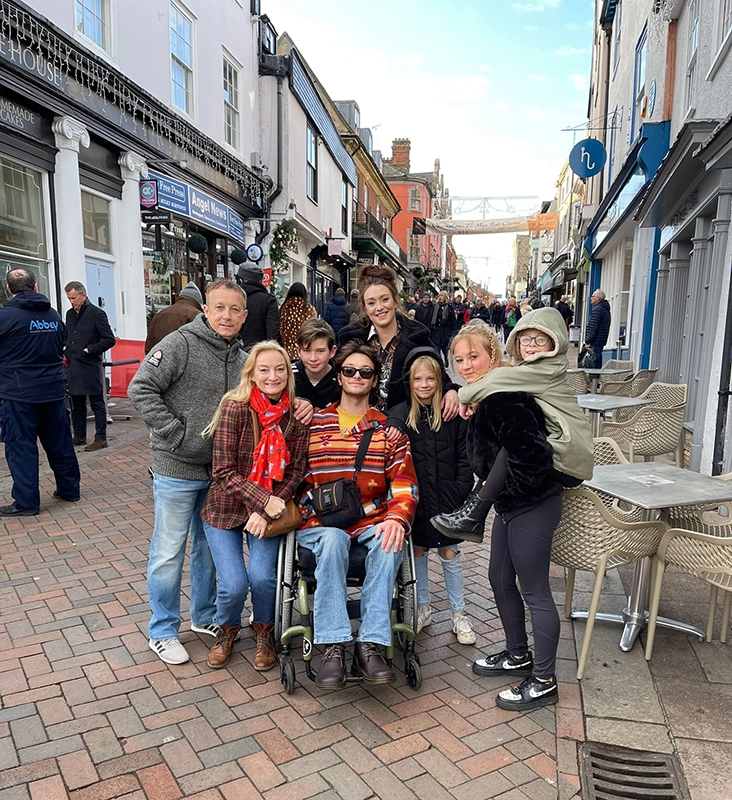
top-left (409, 187), bottom-right (421, 212)
top-left (170, 3), bottom-right (193, 115)
top-left (685, 0), bottom-right (699, 116)
top-left (407, 228), bottom-right (420, 262)
top-left (341, 178), bottom-right (348, 234)
top-left (306, 124), bottom-right (318, 203)
top-left (0, 157), bottom-right (48, 303)
top-left (81, 191), bottom-right (111, 253)
top-left (76, 0), bottom-right (108, 51)
top-left (223, 56), bottom-right (240, 149)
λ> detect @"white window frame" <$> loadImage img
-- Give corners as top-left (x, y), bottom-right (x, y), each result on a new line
top-left (222, 53), bottom-right (240, 151)
top-left (74, 0), bottom-right (114, 59)
top-left (408, 187), bottom-right (421, 212)
top-left (632, 29), bottom-right (647, 140)
top-left (341, 178), bottom-right (348, 234)
top-left (685, 0), bottom-right (699, 118)
top-left (707, 0), bottom-right (732, 80)
top-left (170, 2), bottom-right (195, 118)
top-left (81, 189), bottom-right (113, 255)
top-left (306, 124), bottom-right (318, 203)
top-left (407, 227), bottom-right (420, 262)
top-left (612, 0), bottom-right (622, 77)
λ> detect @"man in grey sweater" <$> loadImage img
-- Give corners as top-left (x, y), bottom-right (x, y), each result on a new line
top-left (129, 279), bottom-right (249, 665)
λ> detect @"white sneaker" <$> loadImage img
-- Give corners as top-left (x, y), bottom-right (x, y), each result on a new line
top-left (452, 614), bottom-right (477, 645)
top-left (149, 637), bottom-right (190, 665)
top-left (416, 605), bottom-right (432, 634)
top-left (191, 622), bottom-right (220, 638)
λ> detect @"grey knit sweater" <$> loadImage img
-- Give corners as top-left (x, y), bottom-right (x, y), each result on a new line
top-left (128, 315), bottom-right (247, 481)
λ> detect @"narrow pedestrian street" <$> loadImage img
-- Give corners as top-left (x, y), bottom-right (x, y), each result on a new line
top-left (1, 404), bottom-right (731, 800)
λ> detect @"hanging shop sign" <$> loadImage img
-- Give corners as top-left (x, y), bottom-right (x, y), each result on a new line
top-left (569, 138), bottom-right (607, 179)
top-left (148, 170), bottom-right (246, 244)
top-left (139, 179), bottom-right (158, 209)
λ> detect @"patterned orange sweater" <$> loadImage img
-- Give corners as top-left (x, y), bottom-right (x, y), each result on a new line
top-left (299, 403), bottom-right (418, 537)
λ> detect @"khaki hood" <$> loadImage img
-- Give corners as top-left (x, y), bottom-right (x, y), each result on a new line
top-left (506, 307), bottom-right (568, 363)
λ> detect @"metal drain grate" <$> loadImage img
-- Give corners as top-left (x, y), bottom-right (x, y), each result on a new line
top-left (579, 741), bottom-right (691, 800)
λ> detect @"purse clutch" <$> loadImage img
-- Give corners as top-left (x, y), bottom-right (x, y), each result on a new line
top-left (250, 409), bottom-right (302, 538)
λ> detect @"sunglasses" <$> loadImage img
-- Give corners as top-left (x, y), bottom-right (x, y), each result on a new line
top-left (340, 366), bottom-right (375, 379)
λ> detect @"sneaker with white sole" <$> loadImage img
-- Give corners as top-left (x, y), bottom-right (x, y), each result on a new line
top-left (192, 622), bottom-right (242, 641)
top-left (451, 614), bottom-right (477, 645)
top-left (472, 648), bottom-right (534, 677)
top-left (496, 675), bottom-right (558, 711)
top-left (416, 605), bottom-right (432, 634)
top-left (148, 637), bottom-right (189, 665)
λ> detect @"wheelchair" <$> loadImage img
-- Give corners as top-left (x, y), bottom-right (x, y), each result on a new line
top-left (274, 530), bottom-right (422, 694)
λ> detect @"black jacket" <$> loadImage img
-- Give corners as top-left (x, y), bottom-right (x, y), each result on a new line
top-left (0, 292), bottom-right (66, 403)
top-left (238, 281), bottom-right (280, 349)
top-left (430, 302), bottom-right (456, 349)
top-left (338, 316), bottom-right (458, 409)
top-left (64, 299), bottom-right (115, 396)
top-left (323, 295), bottom-right (349, 334)
top-left (585, 299), bottom-right (611, 348)
top-left (292, 360), bottom-right (340, 410)
top-left (414, 301), bottom-right (433, 328)
top-left (386, 348), bottom-right (475, 548)
top-left (466, 391), bottom-right (562, 514)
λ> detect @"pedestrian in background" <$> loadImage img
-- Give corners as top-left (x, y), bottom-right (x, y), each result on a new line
top-left (344, 289), bottom-right (360, 323)
top-left (236, 263), bottom-right (280, 349)
top-left (64, 281), bottom-right (116, 452)
top-left (585, 289), bottom-right (611, 368)
top-left (430, 291), bottom-right (456, 364)
top-left (414, 292), bottom-right (433, 328)
top-left (323, 287), bottom-right (349, 336)
top-left (279, 282), bottom-right (316, 360)
top-left (145, 282), bottom-right (203, 354)
top-left (0, 269), bottom-right (80, 516)
top-left (503, 297), bottom-right (521, 343)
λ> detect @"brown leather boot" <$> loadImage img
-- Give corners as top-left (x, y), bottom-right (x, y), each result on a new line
top-left (252, 622), bottom-right (276, 671)
top-left (352, 641), bottom-right (396, 685)
top-left (207, 625), bottom-right (241, 669)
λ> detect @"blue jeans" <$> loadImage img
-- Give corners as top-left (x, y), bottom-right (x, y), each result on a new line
top-left (296, 525), bottom-right (403, 647)
top-left (203, 523), bottom-right (280, 626)
top-left (593, 346), bottom-right (604, 368)
top-left (414, 547), bottom-right (465, 613)
top-left (0, 399), bottom-right (80, 512)
top-left (147, 474), bottom-right (216, 640)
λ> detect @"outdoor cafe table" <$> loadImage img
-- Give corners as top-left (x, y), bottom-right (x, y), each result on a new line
top-left (576, 394), bottom-right (651, 436)
top-left (582, 462), bottom-right (732, 651)
top-left (567, 367), bottom-right (629, 393)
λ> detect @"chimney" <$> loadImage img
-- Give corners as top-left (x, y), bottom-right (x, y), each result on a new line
top-left (391, 138), bottom-right (411, 171)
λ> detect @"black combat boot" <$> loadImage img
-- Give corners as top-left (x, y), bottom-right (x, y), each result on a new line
top-left (430, 493), bottom-right (492, 543)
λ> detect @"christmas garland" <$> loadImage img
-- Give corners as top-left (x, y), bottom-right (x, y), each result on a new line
top-left (268, 222), bottom-right (301, 274)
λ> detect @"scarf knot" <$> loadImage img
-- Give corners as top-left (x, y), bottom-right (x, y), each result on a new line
top-left (248, 386), bottom-right (291, 491)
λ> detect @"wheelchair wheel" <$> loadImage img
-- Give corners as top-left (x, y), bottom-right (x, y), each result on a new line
top-left (274, 533), bottom-right (296, 645)
top-left (404, 652), bottom-right (422, 690)
top-left (280, 656), bottom-right (296, 695)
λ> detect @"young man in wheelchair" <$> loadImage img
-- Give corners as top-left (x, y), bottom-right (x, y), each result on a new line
top-left (296, 341), bottom-right (418, 689)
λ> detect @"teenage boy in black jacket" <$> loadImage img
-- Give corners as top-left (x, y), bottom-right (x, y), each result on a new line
top-left (292, 319), bottom-right (339, 409)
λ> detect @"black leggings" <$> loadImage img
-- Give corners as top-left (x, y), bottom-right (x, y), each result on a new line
top-left (488, 494), bottom-right (563, 678)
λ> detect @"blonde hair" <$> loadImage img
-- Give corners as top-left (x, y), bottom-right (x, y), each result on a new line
top-left (203, 341), bottom-right (295, 437)
top-left (450, 320), bottom-right (511, 373)
top-left (407, 355), bottom-right (443, 432)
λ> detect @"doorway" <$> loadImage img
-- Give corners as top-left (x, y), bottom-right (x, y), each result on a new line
top-left (85, 257), bottom-right (117, 334)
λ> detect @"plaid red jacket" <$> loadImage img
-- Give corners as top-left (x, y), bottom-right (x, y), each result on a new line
top-left (299, 403), bottom-right (418, 537)
top-left (200, 399), bottom-right (309, 530)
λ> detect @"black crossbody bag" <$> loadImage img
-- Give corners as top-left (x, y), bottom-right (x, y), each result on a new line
top-left (311, 428), bottom-right (375, 529)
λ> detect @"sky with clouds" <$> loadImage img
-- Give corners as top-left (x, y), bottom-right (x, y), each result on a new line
top-left (262, 0), bottom-right (594, 295)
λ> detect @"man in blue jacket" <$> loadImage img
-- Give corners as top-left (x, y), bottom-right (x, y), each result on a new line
top-left (585, 289), bottom-right (612, 368)
top-left (0, 269), bottom-right (80, 515)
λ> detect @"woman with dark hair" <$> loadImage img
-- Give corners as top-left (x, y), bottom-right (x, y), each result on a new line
top-left (279, 282), bottom-right (316, 360)
top-left (338, 265), bottom-right (460, 417)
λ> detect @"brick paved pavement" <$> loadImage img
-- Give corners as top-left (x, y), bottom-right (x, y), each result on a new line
top-left (0, 402), bottom-right (583, 800)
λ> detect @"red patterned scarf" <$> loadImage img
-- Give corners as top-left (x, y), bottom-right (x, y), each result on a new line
top-left (248, 386), bottom-right (291, 491)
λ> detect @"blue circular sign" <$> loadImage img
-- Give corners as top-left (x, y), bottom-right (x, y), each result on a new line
top-left (569, 138), bottom-right (607, 179)
top-left (246, 243), bottom-right (264, 263)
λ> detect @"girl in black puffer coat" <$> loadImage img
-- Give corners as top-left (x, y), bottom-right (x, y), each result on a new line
top-left (387, 347), bottom-right (477, 645)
